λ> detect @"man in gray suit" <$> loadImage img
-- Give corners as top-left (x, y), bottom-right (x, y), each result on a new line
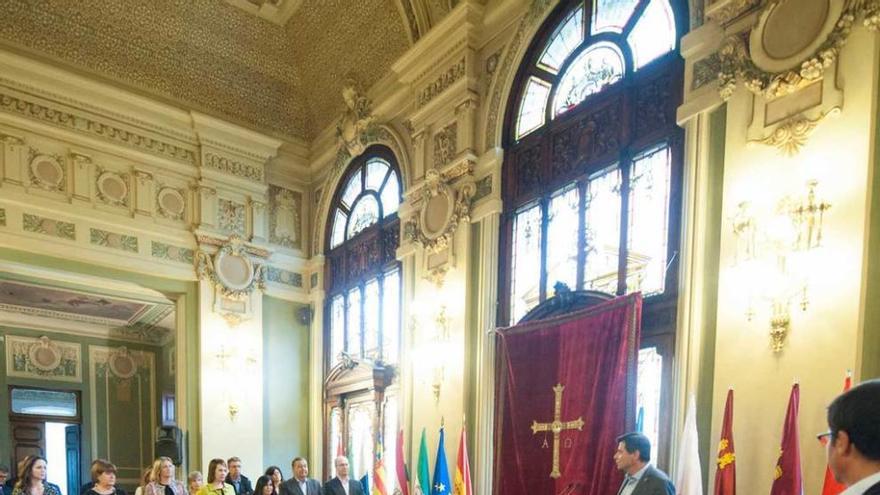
top-left (613, 432), bottom-right (675, 495)
top-left (323, 457), bottom-right (364, 495)
top-left (823, 379), bottom-right (880, 495)
top-left (279, 458), bottom-right (322, 495)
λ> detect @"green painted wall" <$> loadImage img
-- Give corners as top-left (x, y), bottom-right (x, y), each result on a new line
top-left (262, 296), bottom-right (310, 474)
top-left (0, 247), bottom-right (200, 473)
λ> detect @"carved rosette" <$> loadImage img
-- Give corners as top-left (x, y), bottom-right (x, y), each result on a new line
top-left (403, 167), bottom-right (476, 254)
top-left (196, 235), bottom-right (266, 300)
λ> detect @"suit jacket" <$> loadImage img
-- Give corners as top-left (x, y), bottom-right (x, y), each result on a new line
top-left (618, 465), bottom-right (675, 495)
top-left (279, 478), bottom-right (322, 495)
top-left (229, 476), bottom-right (253, 495)
top-left (864, 479), bottom-right (880, 495)
top-left (322, 478), bottom-right (364, 495)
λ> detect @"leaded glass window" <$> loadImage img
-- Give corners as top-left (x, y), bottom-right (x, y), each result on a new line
top-left (513, 0), bottom-right (679, 140)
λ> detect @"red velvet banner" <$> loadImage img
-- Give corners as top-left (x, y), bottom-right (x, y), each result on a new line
top-left (494, 294), bottom-right (642, 495)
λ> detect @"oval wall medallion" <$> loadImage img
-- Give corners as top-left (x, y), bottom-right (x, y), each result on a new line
top-left (30, 155), bottom-right (64, 190)
top-left (157, 187), bottom-right (186, 219)
top-left (28, 336), bottom-right (62, 371)
top-left (750, 0), bottom-right (841, 73)
top-left (216, 250), bottom-right (254, 290)
top-left (422, 191), bottom-right (453, 238)
top-left (109, 347), bottom-right (138, 379)
top-left (97, 172), bottom-right (129, 205)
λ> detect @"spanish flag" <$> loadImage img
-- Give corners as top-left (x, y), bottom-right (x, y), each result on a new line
top-left (713, 389), bottom-right (736, 495)
top-left (820, 372), bottom-right (851, 495)
top-left (452, 425), bottom-right (472, 495)
top-left (374, 441), bottom-right (390, 495)
top-left (769, 384), bottom-right (802, 495)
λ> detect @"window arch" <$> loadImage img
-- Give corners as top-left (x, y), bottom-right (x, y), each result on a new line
top-left (323, 145), bottom-right (402, 482)
top-left (499, 0), bottom-right (686, 468)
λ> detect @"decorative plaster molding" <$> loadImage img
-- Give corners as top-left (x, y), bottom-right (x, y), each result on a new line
top-left (336, 81), bottom-right (381, 158)
top-left (90, 228), bottom-right (139, 253)
top-left (417, 58), bottom-right (466, 108)
top-left (403, 167), bottom-right (476, 254)
top-left (203, 152), bottom-right (265, 182)
top-left (217, 198), bottom-right (246, 236)
top-left (433, 122), bottom-right (458, 167)
top-left (265, 266), bottom-right (303, 288)
top-left (716, 1), bottom-right (878, 101)
top-left (268, 184), bottom-right (302, 249)
top-left (748, 107), bottom-right (840, 155)
top-left (196, 235), bottom-right (266, 299)
top-left (0, 91), bottom-right (197, 164)
top-left (704, 0), bottom-right (761, 25)
top-left (5, 335), bottom-right (82, 382)
top-left (22, 213), bottom-right (76, 240)
top-left (151, 241), bottom-right (195, 264)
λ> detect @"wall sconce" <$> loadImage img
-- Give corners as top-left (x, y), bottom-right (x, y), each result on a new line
top-left (430, 305), bottom-right (451, 403)
top-left (732, 180), bottom-right (831, 352)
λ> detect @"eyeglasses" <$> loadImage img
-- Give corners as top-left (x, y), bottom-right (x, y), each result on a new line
top-left (817, 431), bottom-right (833, 446)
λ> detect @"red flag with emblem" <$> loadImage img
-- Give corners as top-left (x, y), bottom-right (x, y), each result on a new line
top-left (770, 384), bottom-right (802, 495)
top-left (821, 372), bottom-right (852, 495)
top-left (713, 389), bottom-right (736, 495)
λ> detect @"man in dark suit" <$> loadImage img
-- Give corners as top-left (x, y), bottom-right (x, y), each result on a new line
top-left (227, 457), bottom-right (253, 495)
top-left (323, 457), bottom-right (364, 495)
top-left (279, 458), bottom-right (322, 495)
top-left (824, 379), bottom-right (880, 495)
top-left (613, 432), bottom-right (675, 495)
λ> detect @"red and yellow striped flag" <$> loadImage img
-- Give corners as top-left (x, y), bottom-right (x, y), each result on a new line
top-left (452, 425), bottom-right (472, 495)
top-left (374, 441), bottom-right (390, 495)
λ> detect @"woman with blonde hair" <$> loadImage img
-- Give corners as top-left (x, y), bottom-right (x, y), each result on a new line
top-left (186, 472), bottom-right (203, 495)
top-left (134, 468), bottom-right (152, 495)
top-left (143, 458), bottom-right (184, 495)
top-left (195, 459), bottom-right (233, 495)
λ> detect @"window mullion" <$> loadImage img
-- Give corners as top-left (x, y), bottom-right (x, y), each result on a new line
top-left (576, 179), bottom-right (586, 289)
top-left (617, 154), bottom-right (633, 296)
top-left (539, 196), bottom-right (550, 302)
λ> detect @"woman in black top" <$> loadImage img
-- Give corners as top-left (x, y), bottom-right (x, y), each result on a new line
top-left (85, 460), bottom-right (126, 495)
top-left (251, 477), bottom-right (274, 495)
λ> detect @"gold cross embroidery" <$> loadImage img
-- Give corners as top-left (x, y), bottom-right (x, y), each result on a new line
top-left (531, 383), bottom-right (585, 478)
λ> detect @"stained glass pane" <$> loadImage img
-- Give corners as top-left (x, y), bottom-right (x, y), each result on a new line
top-left (637, 346), bottom-right (662, 456)
top-left (553, 42), bottom-right (624, 117)
top-left (347, 195), bottom-right (380, 239)
top-left (347, 287), bottom-right (362, 357)
top-left (366, 158), bottom-right (390, 191)
top-left (592, 0), bottom-right (640, 34)
top-left (628, 145), bottom-right (671, 295)
top-left (329, 407), bottom-right (342, 477)
top-left (382, 269), bottom-right (400, 364)
top-left (330, 295), bottom-right (345, 363)
top-left (627, 0), bottom-right (676, 70)
top-left (516, 77), bottom-right (552, 139)
top-left (381, 172), bottom-right (401, 217)
top-left (510, 202), bottom-right (543, 322)
top-left (363, 278), bottom-right (380, 359)
top-left (331, 209), bottom-right (347, 249)
top-left (341, 169), bottom-right (363, 208)
top-left (546, 184), bottom-right (579, 292)
top-left (10, 388), bottom-right (77, 417)
top-left (348, 401), bottom-right (375, 482)
top-left (538, 6), bottom-right (584, 74)
top-left (384, 395), bottom-right (399, 492)
top-left (583, 166), bottom-right (622, 293)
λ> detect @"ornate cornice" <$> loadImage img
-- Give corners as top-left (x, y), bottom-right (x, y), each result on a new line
top-left (203, 152), bottom-right (265, 183)
top-left (417, 57), bottom-right (466, 108)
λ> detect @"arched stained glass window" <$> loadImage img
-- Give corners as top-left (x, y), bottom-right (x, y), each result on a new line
top-left (514, 0), bottom-right (678, 140)
top-left (501, 0), bottom-right (686, 469)
top-left (323, 145), bottom-right (402, 482)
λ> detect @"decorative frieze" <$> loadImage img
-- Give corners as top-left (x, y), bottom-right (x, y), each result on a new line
top-left (90, 228), bottom-right (138, 253)
top-left (0, 92), bottom-right (196, 164)
top-left (268, 185), bottom-right (301, 249)
top-left (151, 241), bottom-right (195, 264)
top-left (5, 335), bottom-right (82, 382)
top-left (203, 152), bottom-right (265, 183)
top-left (473, 176), bottom-right (492, 203)
top-left (266, 266), bottom-right (303, 288)
top-left (0, 208), bottom-right (6, 226)
top-left (22, 213), bottom-right (75, 240)
top-left (417, 58), bottom-right (466, 108)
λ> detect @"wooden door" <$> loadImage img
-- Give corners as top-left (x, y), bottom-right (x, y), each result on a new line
top-left (10, 419), bottom-right (46, 473)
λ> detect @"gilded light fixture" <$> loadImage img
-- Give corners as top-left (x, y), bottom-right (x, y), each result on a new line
top-left (431, 305), bottom-right (451, 403)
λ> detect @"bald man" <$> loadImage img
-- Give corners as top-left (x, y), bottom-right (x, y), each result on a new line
top-left (322, 457), bottom-right (363, 495)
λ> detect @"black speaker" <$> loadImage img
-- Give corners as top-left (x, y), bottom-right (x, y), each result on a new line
top-left (155, 426), bottom-right (183, 466)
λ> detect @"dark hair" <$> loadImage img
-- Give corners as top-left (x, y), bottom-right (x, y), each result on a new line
top-left (90, 459), bottom-right (117, 482)
top-left (827, 379), bottom-right (880, 461)
top-left (253, 476), bottom-right (276, 495)
top-left (206, 458), bottom-right (227, 484)
top-left (616, 432), bottom-right (652, 463)
top-left (15, 455), bottom-right (47, 491)
top-left (290, 458), bottom-right (306, 470)
top-left (264, 467), bottom-right (282, 481)
top-left (227, 457), bottom-right (241, 466)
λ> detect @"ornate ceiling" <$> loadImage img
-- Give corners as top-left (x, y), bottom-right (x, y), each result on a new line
top-left (0, 0), bottom-right (451, 141)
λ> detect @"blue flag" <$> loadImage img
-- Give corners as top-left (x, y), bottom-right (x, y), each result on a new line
top-left (431, 427), bottom-right (452, 495)
top-left (636, 406), bottom-right (645, 432)
top-left (360, 474), bottom-right (371, 495)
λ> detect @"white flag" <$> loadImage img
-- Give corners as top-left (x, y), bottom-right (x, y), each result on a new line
top-left (674, 394), bottom-right (703, 495)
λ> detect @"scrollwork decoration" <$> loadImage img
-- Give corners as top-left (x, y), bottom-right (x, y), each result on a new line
top-left (403, 168), bottom-right (476, 254)
top-left (196, 235), bottom-right (266, 299)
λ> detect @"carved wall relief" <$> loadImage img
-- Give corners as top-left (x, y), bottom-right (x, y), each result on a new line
top-left (268, 184), bottom-right (301, 249)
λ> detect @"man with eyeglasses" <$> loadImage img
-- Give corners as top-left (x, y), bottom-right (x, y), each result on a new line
top-left (822, 379), bottom-right (880, 495)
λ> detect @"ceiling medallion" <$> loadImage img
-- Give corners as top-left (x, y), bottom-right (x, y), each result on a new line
top-left (717, 0), bottom-right (879, 101)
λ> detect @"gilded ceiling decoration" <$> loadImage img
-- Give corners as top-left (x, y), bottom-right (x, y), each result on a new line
top-left (0, 0), bottom-right (412, 140)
